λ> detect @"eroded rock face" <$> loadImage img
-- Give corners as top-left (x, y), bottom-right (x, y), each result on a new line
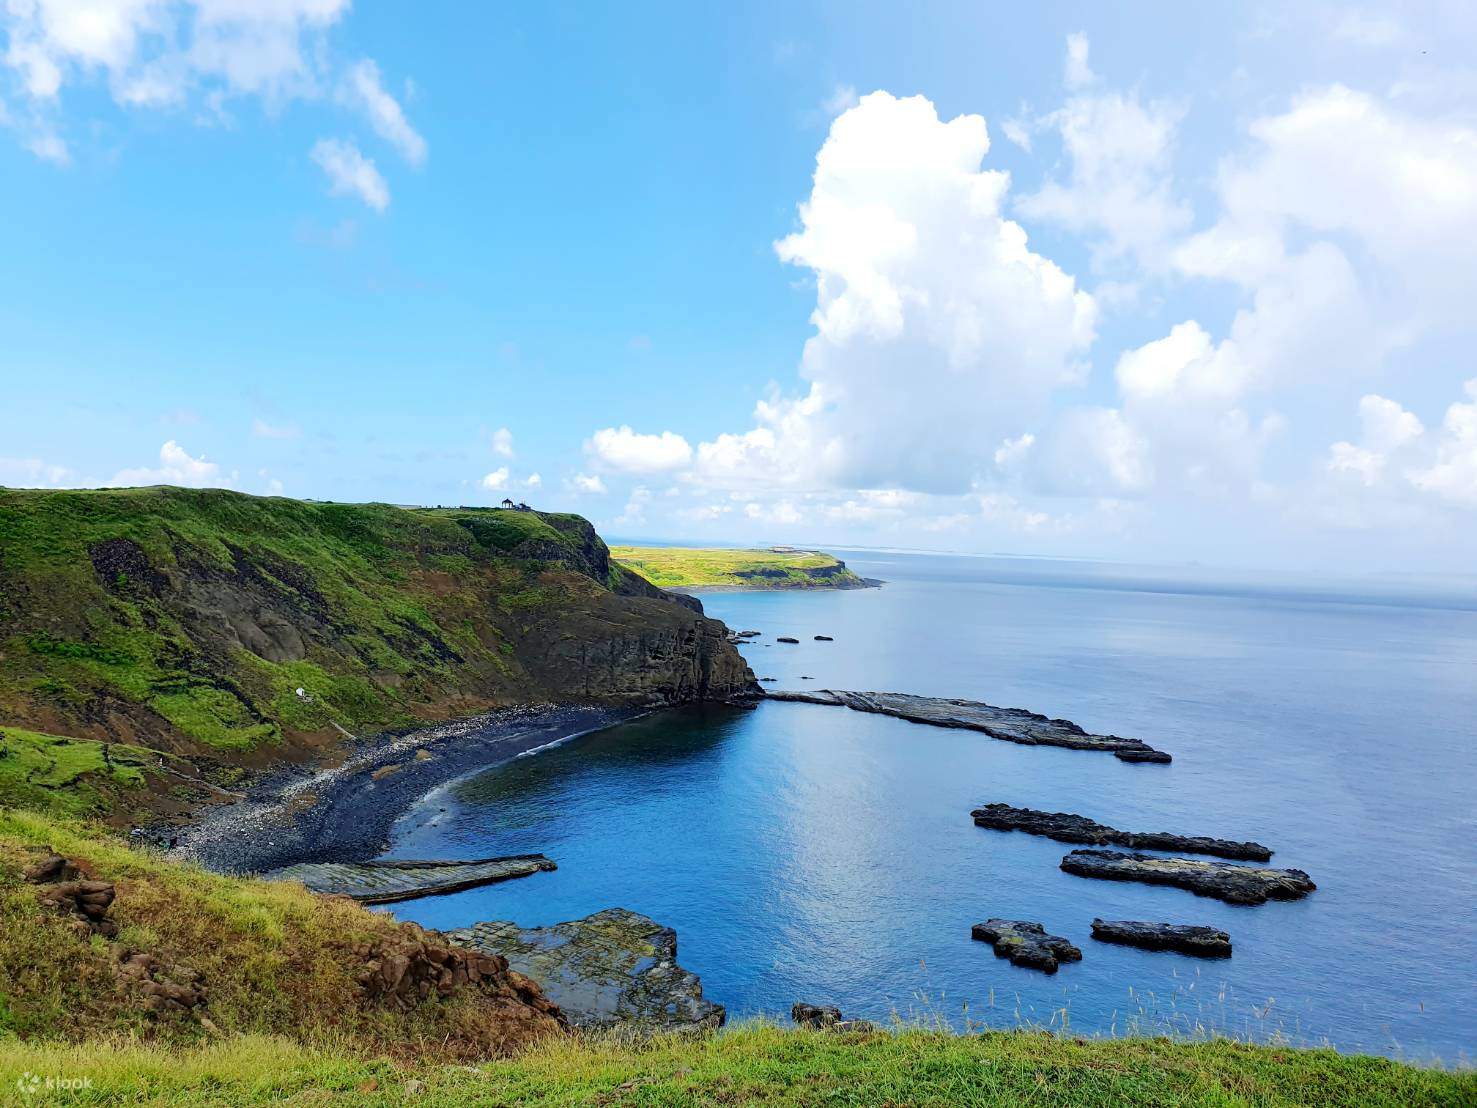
top-left (1060, 850), bottom-right (1316, 906)
top-left (444, 908), bottom-right (724, 1032)
top-left (971, 919), bottom-right (1082, 973)
top-left (352, 924), bottom-right (565, 1038)
top-left (971, 804), bottom-right (1271, 861)
top-left (1090, 919), bottom-right (1232, 957)
top-left (115, 951), bottom-right (208, 1013)
top-left (768, 690), bottom-right (1172, 762)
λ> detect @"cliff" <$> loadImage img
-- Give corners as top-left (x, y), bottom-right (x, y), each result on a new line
top-left (0, 487), bottom-right (757, 813)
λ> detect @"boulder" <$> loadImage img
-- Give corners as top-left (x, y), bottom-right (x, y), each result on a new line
top-left (814, 635), bottom-right (834, 641)
top-left (445, 908), bottom-right (723, 1033)
top-left (776, 636), bottom-right (800, 644)
top-left (1090, 919), bottom-right (1232, 957)
top-left (971, 919), bottom-right (1081, 973)
top-left (971, 804), bottom-right (1272, 861)
top-left (1060, 850), bottom-right (1316, 906)
top-left (791, 1002), bottom-right (877, 1032)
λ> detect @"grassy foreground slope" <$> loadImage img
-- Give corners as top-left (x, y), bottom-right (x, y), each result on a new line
top-left (611, 545), bottom-right (868, 590)
top-left (0, 487), bottom-right (753, 820)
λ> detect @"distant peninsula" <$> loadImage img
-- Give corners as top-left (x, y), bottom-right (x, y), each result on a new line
top-left (610, 545), bottom-right (878, 591)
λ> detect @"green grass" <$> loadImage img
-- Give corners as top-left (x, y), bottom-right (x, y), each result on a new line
top-left (610, 546), bottom-right (864, 589)
top-left (0, 1024), bottom-right (1467, 1106)
top-left (0, 487), bottom-right (658, 770)
top-left (0, 727), bottom-right (161, 817)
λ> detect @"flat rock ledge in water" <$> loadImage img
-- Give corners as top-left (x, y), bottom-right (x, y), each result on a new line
top-left (262, 854), bottom-right (556, 903)
top-left (791, 1003), bottom-right (878, 1033)
top-left (1090, 919), bottom-right (1233, 958)
top-left (972, 803), bottom-right (1271, 861)
top-left (970, 919), bottom-right (1083, 973)
top-left (444, 908), bottom-right (724, 1033)
top-left (1060, 850), bottom-right (1316, 906)
top-left (768, 690), bottom-right (1171, 763)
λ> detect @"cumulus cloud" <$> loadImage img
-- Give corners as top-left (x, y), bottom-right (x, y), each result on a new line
top-left (489, 427), bottom-right (514, 457)
top-left (567, 472), bottom-right (606, 494)
top-left (480, 466), bottom-right (510, 491)
top-left (688, 91), bottom-right (1095, 499)
top-left (524, 472), bottom-right (541, 488)
top-left (1063, 32), bottom-right (1094, 90)
top-left (108, 440), bottom-right (231, 488)
top-left (311, 137), bottom-right (389, 211)
top-left (0, 456), bottom-right (75, 487)
top-left (586, 426), bottom-right (692, 474)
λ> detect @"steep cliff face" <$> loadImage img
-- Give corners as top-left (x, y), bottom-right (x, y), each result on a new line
top-left (0, 488), bottom-right (758, 769)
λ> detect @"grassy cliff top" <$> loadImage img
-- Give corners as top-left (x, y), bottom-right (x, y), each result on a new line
top-left (610, 545), bottom-right (865, 589)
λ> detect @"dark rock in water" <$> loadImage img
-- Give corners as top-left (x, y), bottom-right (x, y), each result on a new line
top-left (971, 919), bottom-right (1082, 973)
top-left (792, 1002), bottom-right (878, 1032)
top-left (738, 630), bottom-right (762, 638)
top-left (760, 676), bottom-right (777, 682)
top-left (1060, 850), bottom-right (1316, 906)
top-left (800, 675), bottom-right (814, 680)
top-left (444, 907), bottom-right (724, 1032)
top-left (1091, 919), bottom-right (1232, 957)
top-left (814, 635), bottom-right (833, 641)
top-left (777, 636), bottom-right (800, 644)
top-left (766, 689), bottom-right (1171, 763)
top-left (971, 804), bottom-right (1272, 861)
top-left (263, 854), bottom-right (556, 903)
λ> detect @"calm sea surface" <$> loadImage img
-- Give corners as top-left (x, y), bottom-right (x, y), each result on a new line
top-left (387, 552), bottom-right (1477, 1061)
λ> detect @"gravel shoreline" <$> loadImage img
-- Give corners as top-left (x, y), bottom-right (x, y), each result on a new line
top-left (169, 704), bottom-right (642, 875)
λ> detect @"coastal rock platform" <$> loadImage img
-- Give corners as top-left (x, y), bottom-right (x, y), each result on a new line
top-left (444, 908), bottom-right (725, 1032)
top-left (767, 690), bottom-right (1172, 762)
top-left (972, 804), bottom-right (1271, 861)
top-left (971, 919), bottom-right (1082, 973)
top-left (263, 854), bottom-right (556, 903)
top-left (1090, 919), bottom-right (1233, 957)
top-left (1061, 850), bottom-right (1316, 905)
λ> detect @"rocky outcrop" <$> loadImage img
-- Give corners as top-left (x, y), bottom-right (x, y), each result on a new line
top-left (768, 690), bottom-right (1171, 763)
top-left (776, 636), bottom-right (800, 644)
top-left (791, 1003), bottom-right (877, 1032)
top-left (351, 924), bottom-right (565, 1039)
top-left (1060, 850), bottom-right (1316, 905)
top-left (263, 854), bottom-right (557, 903)
top-left (28, 852), bottom-right (119, 938)
top-left (445, 908), bottom-right (724, 1033)
top-left (1090, 919), bottom-right (1232, 957)
top-left (115, 950), bottom-right (208, 1014)
top-left (971, 804), bottom-right (1271, 861)
top-left (971, 919), bottom-right (1082, 973)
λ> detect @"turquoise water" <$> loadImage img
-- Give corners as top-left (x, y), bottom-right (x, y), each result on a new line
top-left (387, 552), bottom-right (1477, 1061)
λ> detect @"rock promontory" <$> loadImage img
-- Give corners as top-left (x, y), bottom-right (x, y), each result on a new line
top-left (1090, 919), bottom-right (1233, 957)
top-left (1060, 850), bottom-right (1316, 905)
top-left (971, 804), bottom-right (1271, 861)
top-left (767, 690), bottom-right (1172, 762)
top-left (971, 919), bottom-right (1082, 973)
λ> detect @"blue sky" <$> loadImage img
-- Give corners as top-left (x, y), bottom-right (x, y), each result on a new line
top-left (3, 2), bottom-right (1476, 572)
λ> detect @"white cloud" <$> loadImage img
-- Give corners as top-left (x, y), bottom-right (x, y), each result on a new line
top-left (251, 418), bottom-right (299, 439)
top-left (108, 440), bottom-right (231, 488)
top-left (342, 58), bottom-right (425, 165)
top-left (1000, 116), bottom-right (1031, 152)
top-left (568, 472), bottom-right (606, 494)
top-left (26, 131), bottom-right (67, 163)
top-left (614, 486), bottom-right (652, 527)
top-left (716, 91), bottom-right (1096, 496)
top-left (1019, 37), bottom-right (1190, 270)
top-left (0, 456), bottom-right (75, 487)
top-left (524, 472), bottom-right (542, 488)
top-left (586, 426), bottom-right (692, 474)
top-left (490, 427), bottom-right (514, 457)
top-left (1408, 381), bottom-right (1477, 505)
top-left (822, 83), bottom-right (858, 115)
top-left (480, 466), bottom-right (510, 491)
top-left (311, 137), bottom-right (388, 211)
top-left (1063, 32), bottom-right (1094, 90)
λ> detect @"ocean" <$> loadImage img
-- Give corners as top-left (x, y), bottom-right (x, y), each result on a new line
top-left (386, 551), bottom-right (1477, 1062)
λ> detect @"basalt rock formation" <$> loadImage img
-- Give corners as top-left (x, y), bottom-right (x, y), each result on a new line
top-left (445, 908), bottom-right (724, 1032)
top-left (971, 804), bottom-right (1271, 861)
top-left (1090, 919), bottom-right (1233, 957)
top-left (768, 690), bottom-right (1172, 762)
top-left (264, 854), bottom-right (557, 903)
top-left (971, 919), bottom-right (1082, 973)
top-left (791, 1003), bottom-right (878, 1032)
top-left (1061, 850), bottom-right (1316, 906)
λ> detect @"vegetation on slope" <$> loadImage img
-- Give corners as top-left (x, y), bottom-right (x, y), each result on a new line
top-left (610, 545), bottom-right (867, 589)
top-left (0, 1020), bottom-right (1467, 1106)
top-left (0, 487), bottom-right (750, 821)
top-left (0, 810), bottom-right (558, 1059)
top-left (0, 727), bottom-right (173, 820)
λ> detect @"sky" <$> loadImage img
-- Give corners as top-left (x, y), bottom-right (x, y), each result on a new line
top-left (2, 1), bottom-right (1476, 573)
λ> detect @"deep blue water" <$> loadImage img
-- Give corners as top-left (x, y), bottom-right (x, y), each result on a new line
top-left (387, 552), bottom-right (1477, 1062)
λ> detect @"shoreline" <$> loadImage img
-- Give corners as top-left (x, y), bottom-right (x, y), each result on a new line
top-left (669, 577), bottom-right (883, 595)
top-left (170, 703), bottom-right (644, 875)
